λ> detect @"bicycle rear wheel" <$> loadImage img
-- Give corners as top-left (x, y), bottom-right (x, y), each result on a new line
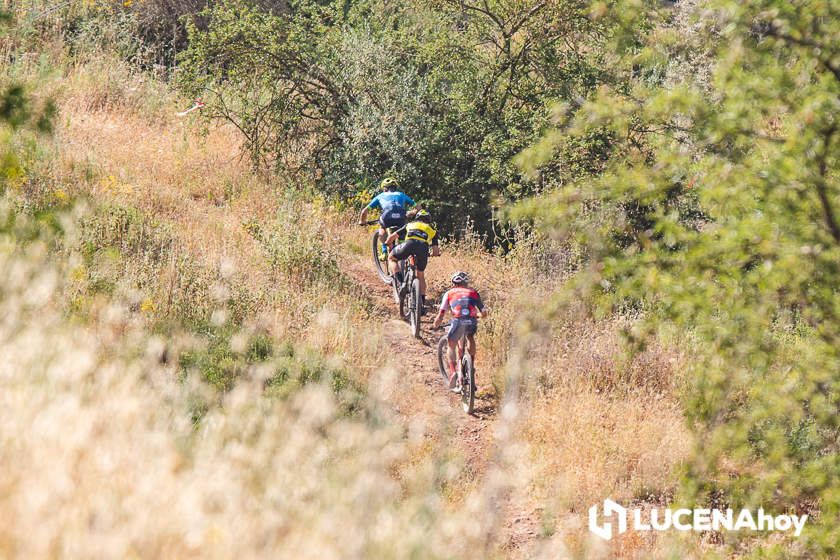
top-left (371, 229), bottom-right (391, 284)
top-left (460, 352), bottom-right (475, 414)
top-left (436, 335), bottom-right (449, 385)
top-left (409, 278), bottom-right (421, 338)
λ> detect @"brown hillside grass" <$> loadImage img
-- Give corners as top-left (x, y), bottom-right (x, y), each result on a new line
top-left (6, 53), bottom-right (694, 558)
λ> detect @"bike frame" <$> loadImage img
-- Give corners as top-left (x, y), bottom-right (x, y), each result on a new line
top-left (397, 255), bottom-right (416, 290)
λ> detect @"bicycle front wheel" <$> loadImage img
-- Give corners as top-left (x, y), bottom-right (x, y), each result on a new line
top-left (409, 278), bottom-right (421, 338)
top-left (371, 229), bottom-right (391, 284)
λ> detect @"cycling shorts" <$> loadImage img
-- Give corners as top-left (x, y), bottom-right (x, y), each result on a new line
top-left (379, 210), bottom-right (407, 230)
top-left (390, 239), bottom-right (429, 271)
top-left (447, 318), bottom-right (478, 342)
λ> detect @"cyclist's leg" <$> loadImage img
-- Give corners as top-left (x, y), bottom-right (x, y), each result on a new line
top-left (389, 242), bottom-right (408, 279)
top-left (409, 244), bottom-right (428, 311)
top-left (446, 321), bottom-right (463, 386)
top-left (417, 270), bottom-right (428, 314)
top-left (381, 215), bottom-right (405, 250)
top-left (466, 333), bottom-right (476, 360)
top-left (446, 339), bottom-right (458, 377)
top-left (377, 216), bottom-right (388, 244)
top-left (414, 244), bottom-right (429, 298)
top-left (465, 333), bottom-right (478, 390)
top-left (466, 322), bottom-right (478, 367)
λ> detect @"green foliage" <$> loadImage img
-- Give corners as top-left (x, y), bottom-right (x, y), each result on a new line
top-left (264, 342), bottom-right (366, 415)
top-left (179, 321), bottom-right (364, 417)
top-left (179, 0), bottom-right (617, 237)
top-left (516, 0), bottom-right (840, 556)
top-left (245, 196), bottom-right (346, 287)
top-left (0, 12), bottom-right (55, 195)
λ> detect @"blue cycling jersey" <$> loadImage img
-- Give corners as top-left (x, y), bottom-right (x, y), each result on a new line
top-left (367, 191), bottom-right (415, 215)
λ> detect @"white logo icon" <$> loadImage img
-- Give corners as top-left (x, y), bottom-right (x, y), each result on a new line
top-left (588, 499), bottom-right (627, 540)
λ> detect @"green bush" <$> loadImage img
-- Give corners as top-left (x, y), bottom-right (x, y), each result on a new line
top-left (179, 321), bottom-right (366, 418)
top-left (178, 0), bottom-right (615, 238)
top-left (245, 197), bottom-right (345, 287)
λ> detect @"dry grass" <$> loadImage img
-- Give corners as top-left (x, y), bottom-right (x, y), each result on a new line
top-left (0, 221), bottom-right (513, 559)
top-left (4, 53), bottom-right (698, 558)
top-left (31, 58), bottom-right (387, 386)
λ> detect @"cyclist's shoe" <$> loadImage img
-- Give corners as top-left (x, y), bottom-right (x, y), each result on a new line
top-left (451, 384), bottom-right (462, 394)
top-left (378, 245), bottom-right (388, 262)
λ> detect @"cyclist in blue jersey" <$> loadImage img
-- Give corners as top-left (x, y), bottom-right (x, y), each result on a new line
top-left (358, 177), bottom-right (420, 255)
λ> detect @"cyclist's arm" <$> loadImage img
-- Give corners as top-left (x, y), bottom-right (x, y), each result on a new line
top-left (359, 196), bottom-right (380, 225)
top-left (432, 292), bottom-right (449, 328)
top-left (404, 194), bottom-right (419, 216)
top-left (432, 307), bottom-right (447, 328)
top-left (476, 293), bottom-right (488, 318)
top-left (430, 232), bottom-right (440, 256)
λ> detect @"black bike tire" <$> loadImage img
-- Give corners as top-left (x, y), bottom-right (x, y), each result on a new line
top-left (436, 335), bottom-right (449, 385)
top-left (461, 352), bottom-right (475, 414)
top-left (410, 278), bottom-right (421, 338)
top-left (399, 283), bottom-right (409, 318)
top-left (393, 272), bottom-right (403, 306)
top-left (396, 264), bottom-right (413, 310)
top-left (371, 229), bottom-right (391, 284)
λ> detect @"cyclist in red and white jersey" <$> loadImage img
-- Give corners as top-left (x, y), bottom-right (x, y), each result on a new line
top-left (432, 271), bottom-right (489, 390)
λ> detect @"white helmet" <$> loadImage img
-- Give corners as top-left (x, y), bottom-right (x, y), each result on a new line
top-left (451, 271), bottom-right (469, 285)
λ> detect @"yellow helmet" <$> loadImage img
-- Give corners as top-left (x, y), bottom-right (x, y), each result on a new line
top-left (380, 177), bottom-right (398, 191)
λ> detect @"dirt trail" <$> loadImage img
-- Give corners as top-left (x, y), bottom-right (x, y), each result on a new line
top-left (344, 258), bottom-right (495, 440)
top-left (343, 255), bottom-right (542, 555)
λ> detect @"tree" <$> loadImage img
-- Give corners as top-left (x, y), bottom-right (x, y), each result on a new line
top-left (179, 0), bottom-right (616, 237)
top-left (515, 0), bottom-right (840, 555)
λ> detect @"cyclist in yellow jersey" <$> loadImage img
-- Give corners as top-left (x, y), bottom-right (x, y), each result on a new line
top-left (386, 210), bottom-right (440, 309)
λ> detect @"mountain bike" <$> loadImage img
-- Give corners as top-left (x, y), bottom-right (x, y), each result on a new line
top-left (436, 324), bottom-right (475, 414)
top-left (394, 255), bottom-right (421, 338)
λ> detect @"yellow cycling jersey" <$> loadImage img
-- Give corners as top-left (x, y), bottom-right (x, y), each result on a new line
top-left (404, 221), bottom-right (437, 245)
